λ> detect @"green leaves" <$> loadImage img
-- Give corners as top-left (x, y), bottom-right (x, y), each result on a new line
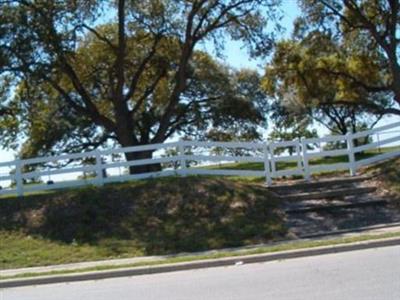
top-left (295, 0), bottom-right (400, 114)
top-left (262, 31), bottom-right (388, 136)
top-left (0, 0), bottom-right (278, 159)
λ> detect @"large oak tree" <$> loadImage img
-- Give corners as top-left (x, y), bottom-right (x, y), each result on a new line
top-left (0, 0), bottom-right (278, 172)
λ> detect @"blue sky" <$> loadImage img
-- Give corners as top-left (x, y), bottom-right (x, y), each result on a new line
top-left (221, 0), bottom-right (300, 70)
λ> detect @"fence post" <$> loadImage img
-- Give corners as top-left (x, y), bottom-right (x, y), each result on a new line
top-left (263, 143), bottom-right (272, 186)
top-left (15, 160), bottom-right (24, 197)
top-left (301, 138), bottom-right (310, 181)
top-left (346, 132), bottom-right (357, 176)
top-left (179, 139), bottom-right (187, 176)
top-left (296, 139), bottom-right (302, 171)
top-left (270, 142), bottom-right (276, 178)
top-left (95, 150), bottom-right (104, 186)
top-left (376, 132), bottom-right (382, 153)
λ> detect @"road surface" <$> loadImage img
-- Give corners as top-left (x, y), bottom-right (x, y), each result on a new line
top-left (2, 245), bottom-right (400, 300)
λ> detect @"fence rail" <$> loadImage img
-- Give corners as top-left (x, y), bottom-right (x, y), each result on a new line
top-left (1, 121), bottom-right (400, 197)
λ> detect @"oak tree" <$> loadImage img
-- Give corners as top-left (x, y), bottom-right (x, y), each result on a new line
top-left (0, 0), bottom-right (278, 172)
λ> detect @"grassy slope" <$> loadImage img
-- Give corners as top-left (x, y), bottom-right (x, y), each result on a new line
top-left (1, 147), bottom-right (399, 270)
top-left (0, 177), bottom-right (284, 269)
top-left (365, 157), bottom-right (400, 204)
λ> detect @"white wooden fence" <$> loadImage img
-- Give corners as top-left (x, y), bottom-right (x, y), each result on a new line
top-left (1, 121), bottom-right (400, 197)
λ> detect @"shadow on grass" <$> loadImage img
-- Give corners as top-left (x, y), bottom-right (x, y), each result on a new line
top-left (0, 177), bottom-right (285, 256)
top-left (367, 157), bottom-right (400, 206)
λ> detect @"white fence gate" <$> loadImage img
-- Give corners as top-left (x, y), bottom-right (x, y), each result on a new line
top-left (1, 121), bottom-right (400, 197)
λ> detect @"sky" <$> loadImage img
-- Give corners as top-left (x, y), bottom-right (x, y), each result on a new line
top-left (220, 0), bottom-right (300, 70)
top-left (0, 0), bottom-right (398, 164)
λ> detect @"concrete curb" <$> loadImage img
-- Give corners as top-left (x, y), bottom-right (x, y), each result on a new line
top-left (1, 236), bottom-right (400, 289)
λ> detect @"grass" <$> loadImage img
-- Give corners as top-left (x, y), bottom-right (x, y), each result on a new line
top-left (2, 230), bottom-right (400, 281)
top-left (365, 156), bottom-right (400, 205)
top-left (203, 146), bottom-right (400, 181)
top-left (1, 146), bottom-right (399, 270)
top-left (0, 177), bottom-right (285, 269)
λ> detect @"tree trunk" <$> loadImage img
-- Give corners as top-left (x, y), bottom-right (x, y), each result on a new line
top-left (115, 121), bottom-right (163, 174)
top-left (124, 150), bottom-right (162, 175)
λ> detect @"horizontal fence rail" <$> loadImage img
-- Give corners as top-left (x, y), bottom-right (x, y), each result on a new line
top-left (0, 121), bottom-right (400, 196)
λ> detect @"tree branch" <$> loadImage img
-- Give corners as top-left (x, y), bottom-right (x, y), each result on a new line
top-left (124, 33), bottom-right (163, 102)
top-left (334, 99), bottom-right (400, 116)
top-left (131, 70), bottom-right (167, 117)
top-left (45, 77), bottom-right (116, 132)
top-left (82, 24), bottom-right (117, 51)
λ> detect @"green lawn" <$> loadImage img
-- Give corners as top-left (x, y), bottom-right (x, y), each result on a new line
top-left (0, 177), bottom-right (285, 269)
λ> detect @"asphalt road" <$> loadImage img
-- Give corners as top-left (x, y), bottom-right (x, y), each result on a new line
top-left (2, 245), bottom-right (400, 300)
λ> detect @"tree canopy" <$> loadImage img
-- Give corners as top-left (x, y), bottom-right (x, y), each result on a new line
top-left (262, 36), bottom-right (386, 137)
top-left (292, 0), bottom-right (400, 116)
top-left (0, 0), bottom-right (279, 170)
top-left (262, 0), bottom-right (400, 138)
